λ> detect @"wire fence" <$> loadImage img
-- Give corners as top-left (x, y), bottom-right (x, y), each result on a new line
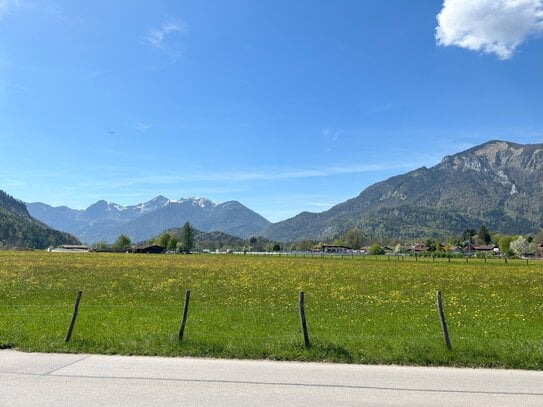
top-left (1, 290), bottom-right (541, 352)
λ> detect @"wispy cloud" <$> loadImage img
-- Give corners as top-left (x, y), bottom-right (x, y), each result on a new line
top-left (146, 21), bottom-right (186, 49)
top-left (0, 0), bottom-right (21, 19)
top-left (1, 178), bottom-right (24, 187)
top-left (134, 122), bottom-right (151, 132)
top-left (69, 162), bottom-right (417, 191)
top-left (436, 0), bottom-right (543, 60)
top-left (322, 129), bottom-right (341, 142)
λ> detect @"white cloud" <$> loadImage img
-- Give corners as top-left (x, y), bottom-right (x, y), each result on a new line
top-left (146, 21), bottom-right (185, 49)
top-left (436, 0), bottom-right (543, 59)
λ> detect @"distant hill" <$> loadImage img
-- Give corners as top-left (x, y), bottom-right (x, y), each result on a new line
top-left (0, 190), bottom-right (80, 248)
top-left (161, 227), bottom-right (248, 251)
top-left (28, 196), bottom-right (271, 244)
top-left (261, 140), bottom-right (543, 241)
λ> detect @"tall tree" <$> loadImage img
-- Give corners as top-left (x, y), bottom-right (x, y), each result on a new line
top-left (510, 236), bottom-right (529, 257)
top-left (478, 224), bottom-right (491, 245)
top-left (157, 232), bottom-right (171, 248)
top-left (343, 228), bottom-right (367, 249)
top-left (180, 222), bottom-right (194, 253)
top-left (462, 228), bottom-right (476, 242)
top-left (112, 234), bottom-right (131, 252)
top-left (498, 236), bottom-right (514, 257)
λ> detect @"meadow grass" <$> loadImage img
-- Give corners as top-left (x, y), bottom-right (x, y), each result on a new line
top-left (0, 251), bottom-right (541, 369)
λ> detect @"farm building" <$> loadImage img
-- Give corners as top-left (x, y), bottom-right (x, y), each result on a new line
top-left (50, 245), bottom-right (90, 252)
top-left (317, 245), bottom-right (352, 254)
top-left (133, 244), bottom-right (164, 254)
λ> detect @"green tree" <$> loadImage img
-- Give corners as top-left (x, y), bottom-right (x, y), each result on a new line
top-left (167, 236), bottom-right (179, 251)
top-left (498, 236), bottom-right (515, 257)
top-left (93, 241), bottom-right (109, 252)
top-left (478, 225), bottom-right (491, 245)
top-left (462, 228), bottom-right (476, 242)
top-left (272, 243), bottom-right (281, 252)
top-left (368, 244), bottom-right (385, 255)
top-left (425, 239), bottom-right (437, 252)
top-left (297, 240), bottom-right (313, 251)
top-left (180, 222), bottom-right (194, 253)
top-left (157, 232), bottom-right (171, 248)
top-left (343, 228), bottom-right (366, 249)
top-left (112, 234), bottom-right (131, 252)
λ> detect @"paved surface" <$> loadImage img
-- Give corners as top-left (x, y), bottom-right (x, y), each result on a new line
top-left (1, 350), bottom-right (542, 406)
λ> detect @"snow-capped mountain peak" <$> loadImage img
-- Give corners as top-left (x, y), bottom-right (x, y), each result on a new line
top-left (133, 195), bottom-right (171, 213)
top-left (177, 197), bottom-right (219, 208)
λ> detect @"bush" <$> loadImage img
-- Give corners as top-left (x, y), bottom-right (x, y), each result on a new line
top-left (368, 244), bottom-right (385, 255)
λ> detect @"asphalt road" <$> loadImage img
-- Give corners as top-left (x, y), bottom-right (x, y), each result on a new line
top-left (1, 350), bottom-right (542, 406)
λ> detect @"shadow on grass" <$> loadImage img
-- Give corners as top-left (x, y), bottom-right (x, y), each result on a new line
top-left (288, 341), bottom-right (354, 363)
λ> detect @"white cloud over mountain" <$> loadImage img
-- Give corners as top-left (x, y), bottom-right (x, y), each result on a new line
top-left (436, 0), bottom-right (543, 59)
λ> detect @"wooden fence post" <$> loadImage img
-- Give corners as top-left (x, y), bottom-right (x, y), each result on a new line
top-left (178, 290), bottom-right (191, 341)
top-left (298, 291), bottom-right (310, 348)
top-left (436, 290), bottom-right (451, 350)
top-left (65, 290), bottom-right (83, 342)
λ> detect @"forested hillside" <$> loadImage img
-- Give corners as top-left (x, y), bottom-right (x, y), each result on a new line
top-left (0, 190), bottom-right (80, 248)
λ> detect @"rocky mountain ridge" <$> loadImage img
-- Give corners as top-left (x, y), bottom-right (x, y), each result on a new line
top-left (27, 196), bottom-right (269, 243)
top-left (25, 140), bottom-right (543, 244)
top-left (260, 140), bottom-right (543, 241)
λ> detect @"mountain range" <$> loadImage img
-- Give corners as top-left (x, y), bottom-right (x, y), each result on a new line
top-left (260, 140), bottom-right (543, 241)
top-left (0, 190), bottom-right (80, 248)
top-left (27, 197), bottom-right (270, 243)
top-left (22, 140), bottom-right (543, 244)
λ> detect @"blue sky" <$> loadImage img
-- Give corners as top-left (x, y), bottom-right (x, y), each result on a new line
top-left (1, 0), bottom-right (542, 222)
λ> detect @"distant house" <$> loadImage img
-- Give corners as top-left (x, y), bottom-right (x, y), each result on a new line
top-left (411, 243), bottom-right (426, 252)
top-left (317, 245), bottom-right (352, 254)
top-left (473, 245), bottom-right (497, 253)
top-left (134, 244), bottom-right (164, 254)
top-left (50, 245), bottom-right (90, 253)
top-left (448, 246), bottom-right (463, 254)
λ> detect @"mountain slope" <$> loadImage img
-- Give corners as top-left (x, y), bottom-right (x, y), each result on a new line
top-left (28, 196), bottom-right (271, 243)
top-left (0, 190), bottom-right (80, 248)
top-left (261, 140), bottom-right (543, 241)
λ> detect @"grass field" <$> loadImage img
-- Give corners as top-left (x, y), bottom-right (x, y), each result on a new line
top-left (0, 251), bottom-right (541, 369)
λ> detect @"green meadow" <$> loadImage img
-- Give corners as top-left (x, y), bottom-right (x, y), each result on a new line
top-left (0, 251), bottom-right (541, 369)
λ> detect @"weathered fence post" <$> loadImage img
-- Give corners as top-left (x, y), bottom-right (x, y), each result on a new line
top-left (178, 290), bottom-right (191, 341)
top-left (65, 290), bottom-right (83, 342)
top-left (435, 290), bottom-right (452, 350)
top-left (298, 291), bottom-right (310, 348)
